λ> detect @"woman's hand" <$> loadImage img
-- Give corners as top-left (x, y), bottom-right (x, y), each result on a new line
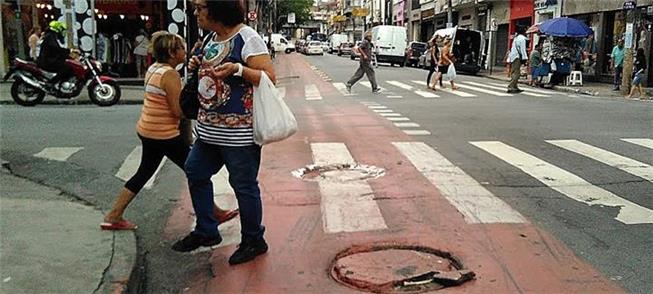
top-left (203, 62), bottom-right (238, 80)
top-left (188, 55), bottom-right (202, 71)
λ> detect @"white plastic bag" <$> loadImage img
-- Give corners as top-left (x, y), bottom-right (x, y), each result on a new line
top-left (446, 64), bottom-right (456, 81)
top-left (252, 72), bottom-right (297, 145)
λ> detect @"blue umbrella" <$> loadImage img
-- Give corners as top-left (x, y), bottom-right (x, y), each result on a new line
top-left (539, 17), bottom-right (593, 37)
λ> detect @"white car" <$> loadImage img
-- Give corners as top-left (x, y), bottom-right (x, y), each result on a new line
top-left (306, 41), bottom-right (324, 55)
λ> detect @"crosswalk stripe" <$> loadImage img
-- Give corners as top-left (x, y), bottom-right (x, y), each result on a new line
top-left (368, 106), bottom-right (388, 109)
top-left (622, 138), bottom-right (653, 150)
top-left (115, 146), bottom-right (167, 190)
top-left (455, 83), bottom-right (513, 96)
top-left (394, 122), bottom-right (421, 128)
top-left (379, 113), bottom-right (402, 117)
top-left (386, 117), bottom-right (410, 121)
top-left (386, 80), bottom-right (414, 90)
top-left (547, 140), bottom-right (653, 182)
top-left (411, 81), bottom-right (477, 97)
top-left (387, 95), bottom-right (404, 98)
top-left (471, 141), bottom-right (653, 224)
top-left (403, 130), bottom-right (431, 135)
top-left (414, 90), bottom-right (439, 98)
top-left (461, 81), bottom-right (548, 97)
top-left (373, 109), bottom-right (394, 113)
top-left (360, 81), bottom-right (386, 90)
top-left (332, 82), bottom-right (356, 96)
top-left (488, 82), bottom-right (557, 95)
top-left (33, 147), bottom-right (83, 162)
top-left (393, 142), bottom-right (526, 223)
top-left (305, 84), bottom-right (322, 100)
top-left (311, 143), bottom-right (387, 233)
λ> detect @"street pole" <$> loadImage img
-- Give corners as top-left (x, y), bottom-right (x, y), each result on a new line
top-left (64, 0), bottom-right (74, 48)
top-left (447, 0), bottom-right (453, 28)
top-left (621, 8), bottom-right (635, 96)
top-left (15, 0), bottom-right (27, 59)
top-left (90, 0), bottom-right (96, 58)
top-left (0, 7), bottom-right (5, 76)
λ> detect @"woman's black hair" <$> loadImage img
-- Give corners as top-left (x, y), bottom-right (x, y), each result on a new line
top-left (206, 0), bottom-right (245, 27)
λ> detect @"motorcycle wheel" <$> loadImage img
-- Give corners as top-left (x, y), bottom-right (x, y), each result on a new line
top-left (88, 80), bottom-right (121, 107)
top-left (11, 80), bottom-right (45, 106)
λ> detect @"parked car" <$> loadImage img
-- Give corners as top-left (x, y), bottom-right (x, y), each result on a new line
top-left (328, 34), bottom-right (348, 54)
top-left (405, 41), bottom-right (427, 67)
top-left (295, 39), bottom-right (307, 54)
top-left (432, 26), bottom-right (484, 74)
top-left (305, 41), bottom-right (324, 55)
top-left (337, 42), bottom-right (354, 56)
top-left (417, 51), bottom-right (433, 69)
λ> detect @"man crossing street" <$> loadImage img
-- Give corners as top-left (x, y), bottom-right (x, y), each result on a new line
top-left (507, 26), bottom-right (528, 93)
top-left (346, 31), bottom-right (381, 94)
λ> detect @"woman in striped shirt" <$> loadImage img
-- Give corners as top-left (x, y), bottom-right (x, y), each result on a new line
top-left (101, 31), bottom-right (237, 231)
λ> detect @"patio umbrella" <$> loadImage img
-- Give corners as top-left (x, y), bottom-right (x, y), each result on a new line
top-left (539, 17), bottom-right (593, 37)
top-left (526, 23), bottom-right (540, 34)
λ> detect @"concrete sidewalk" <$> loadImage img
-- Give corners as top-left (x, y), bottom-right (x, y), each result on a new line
top-left (0, 165), bottom-right (136, 293)
top-left (478, 67), bottom-right (652, 100)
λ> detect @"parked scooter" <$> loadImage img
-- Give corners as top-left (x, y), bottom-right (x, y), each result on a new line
top-left (4, 54), bottom-right (121, 106)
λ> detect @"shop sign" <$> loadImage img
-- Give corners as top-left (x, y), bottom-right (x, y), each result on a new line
top-left (247, 11), bottom-right (257, 22)
top-left (625, 23), bottom-right (634, 48)
top-left (352, 7), bottom-right (369, 17)
top-left (623, 0), bottom-right (637, 10)
top-left (535, 0), bottom-right (557, 11)
top-left (288, 13), bottom-right (296, 24)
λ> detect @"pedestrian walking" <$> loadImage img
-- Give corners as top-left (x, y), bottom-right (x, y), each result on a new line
top-left (27, 26), bottom-right (42, 61)
top-left (626, 48), bottom-right (647, 99)
top-left (507, 26), bottom-right (528, 93)
top-left (433, 37), bottom-right (458, 91)
top-left (172, 0), bottom-right (275, 266)
top-left (346, 31), bottom-right (380, 93)
top-left (426, 37), bottom-right (440, 90)
top-left (528, 41), bottom-right (542, 86)
top-left (101, 31), bottom-right (238, 231)
top-left (133, 29), bottom-right (150, 78)
top-left (611, 38), bottom-right (625, 91)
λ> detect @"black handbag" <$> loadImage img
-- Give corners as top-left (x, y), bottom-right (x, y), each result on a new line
top-left (179, 33), bottom-right (214, 119)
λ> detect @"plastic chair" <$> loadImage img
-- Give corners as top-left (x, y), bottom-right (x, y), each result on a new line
top-left (567, 71), bottom-right (583, 86)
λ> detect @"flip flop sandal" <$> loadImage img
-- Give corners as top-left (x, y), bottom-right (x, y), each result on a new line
top-left (100, 220), bottom-right (138, 230)
top-left (216, 209), bottom-right (239, 224)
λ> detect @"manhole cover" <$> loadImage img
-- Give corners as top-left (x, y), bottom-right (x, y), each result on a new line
top-left (330, 243), bottom-right (475, 293)
top-left (292, 163), bottom-right (385, 182)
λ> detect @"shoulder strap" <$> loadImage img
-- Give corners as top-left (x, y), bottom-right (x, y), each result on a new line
top-left (201, 32), bottom-right (214, 50)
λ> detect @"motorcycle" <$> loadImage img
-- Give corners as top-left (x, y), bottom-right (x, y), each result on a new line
top-left (3, 54), bottom-right (121, 107)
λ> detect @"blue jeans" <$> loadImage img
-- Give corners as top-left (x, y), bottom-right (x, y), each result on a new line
top-left (614, 65), bottom-right (623, 89)
top-left (184, 140), bottom-right (265, 239)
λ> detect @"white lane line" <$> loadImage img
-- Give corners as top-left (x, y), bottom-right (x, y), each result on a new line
top-left (373, 109), bottom-right (394, 113)
top-left (387, 80), bottom-right (414, 90)
top-left (360, 81), bottom-right (386, 91)
top-left (622, 138), bottom-right (653, 150)
top-left (547, 140), bottom-right (653, 182)
top-left (411, 81), bottom-right (477, 97)
top-left (305, 84), bottom-right (322, 100)
top-left (455, 83), bottom-right (514, 97)
top-left (462, 81), bottom-right (548, 97)
top-left (394, 142), bottom-right (526, 223)
top-left (403, 130), bottom-right (431, 135)
top-left (33, 147), bottom-right (83, 162)
top-left (368, 106), bottom-right (388, 109)
top-left (311, 143), bottom-right (388, 233)
top-left (115, 146), bottom-right (166, 190)
top-left (386, 117), bottom-right (410, 121)
top-left (488, 82), bottom-right (557, 95)
top-left (379, 113), bottom-right (402, 117)
top-left (360, 101), bottom-right (380, 105)
top-left (414, 90), bottom-right (439, 98)
top-left (394, 122), bottom-right (421, 128)
top-left (277, 86), bottom-right (286, 99)
top-left (387, 95), bottom-right (404, 99)
top-left (333, 82), bottom-right (356, 96)
top-left (471, 141), bottom-right (653, 224)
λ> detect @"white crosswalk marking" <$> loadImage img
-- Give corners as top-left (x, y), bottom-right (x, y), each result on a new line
top-left (311, 143), bottom-right (388, 233)
top-left (115, 146), bottom-right (166, 190)
top-left (393, 142), bottom-right (526, 223)
top-left (488, 82), bottom-right (556, 95)
top-left (379, 113), bottom-right (402, 117)
top-left (387, 95), bottom-right (404, 99)
top-left (373, 109), bottom-right (394, 113)
top-left (386, 117), bottom-right (410, 121)
top-left (414, 90), bottom-right (439, 98)
top-left (33, 147), bottom-right (83, 162)
top-left (332, 82), bottom-right (356, 96)
top-left (403, 130), bottom-right (431, 135)
top-left (547, 140), bottom-right (653, 182)
top-left (455, 83), bottom-right (513, 96)
top-left (471, 141), bottom-right (653, 224)
top-left (622, 138), bottom-right (653, 150)
top-left (368, 106), bottom-right (388, 109)
top-left (411, 81), bottom-right (477, 97)
top-left (386, 80), bottom-right (414, 90)
top-left (305, 84), bottom-right (322, 100)
top-left (360, 81), bottom-right (385, 90)
top-left (394, 122), bottom-right (421, 128)
top-left (277, 86), bottom-right (286, 99)
top-left (462, 81), bottom-right (548, 97)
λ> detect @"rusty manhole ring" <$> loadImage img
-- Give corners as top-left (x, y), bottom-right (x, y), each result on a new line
top-left (330, 243), bottom-right (475, 293)
top-left (292, 163), bottom-right (385, 182)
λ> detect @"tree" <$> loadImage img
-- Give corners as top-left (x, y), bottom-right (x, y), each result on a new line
top-left (276, 0), bottom-right (313, 27)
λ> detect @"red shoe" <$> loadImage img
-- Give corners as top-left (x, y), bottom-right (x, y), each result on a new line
top-left (216, 209), bottom-right (239, 224)
top-left (100, 220), bottom-right (138, 230)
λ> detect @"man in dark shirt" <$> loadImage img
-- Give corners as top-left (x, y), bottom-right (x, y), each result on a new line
top-left (37, 21), bottom-right (78, 83)
top-left (346, 31), bottom-right (380, 93)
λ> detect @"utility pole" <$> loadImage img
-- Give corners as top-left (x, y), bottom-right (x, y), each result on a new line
top-left (621, 8), bottom-right (635, 96)
top-left (15, 0), bottom-right (27, 59)
top-left (90, 0), bottom-right (96, 58)
top-left (447, 0), bottom-right (453, 28)
top-left (0, 6), bottom-right (5, 76)
top-left (64, 0), bottom-right (74, 48)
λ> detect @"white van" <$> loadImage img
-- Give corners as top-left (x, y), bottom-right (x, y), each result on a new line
top-left (328, 34), bottom-right (348, 54)
top-left (266, 34), bottom-right (296, 53)
top-left (371, 25), bottom-right (407, 67)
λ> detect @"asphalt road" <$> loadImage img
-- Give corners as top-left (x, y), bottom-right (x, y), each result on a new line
top-left (1, 52), bottom-right (651, 293)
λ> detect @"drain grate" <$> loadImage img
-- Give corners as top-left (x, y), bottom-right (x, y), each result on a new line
top-left (330, 243), bottom-right (475, 293)
top-left (292, 163), bottom-right (385, 182)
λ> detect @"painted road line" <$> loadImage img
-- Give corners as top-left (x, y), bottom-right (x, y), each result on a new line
top-left (462, 81), bottom-right (548, 97)
top-left (373, 109), bottom-right (394, 113)
top-left (368, 106), bottom-right (388, 109)
top-left (360, 81), bottom-right (386, 91)
top-left (379, 113), bottom-right (402, 117)
top-left (414, 90), bottom-right (439, 98)
top-left (332, 82), bottom-right (356, 96)
top-left (387, 95), bottom-right (404, 99)
top-left (488, 82), bottom-right (557, 95)
top-left (360, 101), bottom-right (380, 105)
top-left (387, 80), bottom-right (414, 90)
top-left (277, 86), bottom-right (286, 99)
top-left (115, 146), bottom-right (166, 190)
top-left (403, 130), bottom-right (431, 135)
top-left (547, 140), bottom-right (653, 182)
top-left (455, 83), bottom-right (513, 97)
top-left (311, 143), bottom-right (388, 233)
top-left (411, 81), bottom-right (477, 97)
top-left (622, 138), bottom-right (653, 150)
top-left (394, 122), bottom-right (421, 128)
top-left (386, 117), bottom-right (411, 121)
top-left (33, 147), bottom-right (83, 162)
top-left (305, 84), bottom-right (322, 100)
top-left (471, 141), bottom-right (653, 224)
top-left (394, 142), bottom-right (526, 223)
